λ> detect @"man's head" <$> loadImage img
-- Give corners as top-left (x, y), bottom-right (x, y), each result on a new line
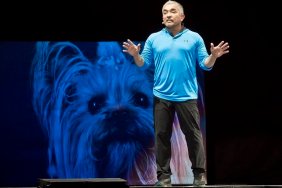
top-left (162, 0), bottom-right (185, 27)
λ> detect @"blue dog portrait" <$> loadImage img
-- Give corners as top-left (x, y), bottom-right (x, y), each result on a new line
top-left (30, 41), bottom-right (200, 185)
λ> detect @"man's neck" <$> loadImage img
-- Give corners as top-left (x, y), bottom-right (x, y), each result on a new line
top-left (167, 24), bottom-right (185, 36)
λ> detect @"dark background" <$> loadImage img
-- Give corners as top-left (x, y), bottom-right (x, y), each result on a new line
top-left (1, 0), bottom-right (282, 186)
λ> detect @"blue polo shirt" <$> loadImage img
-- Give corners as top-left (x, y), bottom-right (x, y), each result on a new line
top-left (141, 27), bottom-right (211, 102)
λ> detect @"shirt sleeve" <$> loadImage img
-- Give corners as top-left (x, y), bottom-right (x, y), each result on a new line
top-left (140, 35), bottom-right (154, 70)
top-left (197, 35), bottom-right (212, 71)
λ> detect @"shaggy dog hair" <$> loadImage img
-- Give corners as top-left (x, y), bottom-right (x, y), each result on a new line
top-left (31, 41), bottom-right (193, 185)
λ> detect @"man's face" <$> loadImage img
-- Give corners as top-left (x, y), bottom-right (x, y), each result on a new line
top-left (162, 3), bottom-right (185, 28)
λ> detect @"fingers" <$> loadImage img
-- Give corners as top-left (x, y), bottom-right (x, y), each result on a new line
top-left (219, 41), bottom-right (230, 55)
top-left (123, 39), bottom-right (142, 53)
top-left (221, 43), bottom-right (229, 52)
top-left (123, 39), bottom-right (135, 49)
top-left (210, 41), bottom-right (230, 57)
top-left (123, 39), bottom-right (134, 46)
top-left (127, 39), bottom-right (134, 45)
top-left (122, 42), bottom-right (129, 48)
top-left (218, 41), bottom-right (229, 48)
top-left (122, 39), bottom-right (141, 56)
top-left (210, 42), bottom-right (214, 49)
top-left (218, 41), bottom-right (225, 47)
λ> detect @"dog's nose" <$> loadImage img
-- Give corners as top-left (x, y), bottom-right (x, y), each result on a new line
top-left (105, 108), bottom-right (131, 120)
top-left (111, 109), bottom-right (129, 118)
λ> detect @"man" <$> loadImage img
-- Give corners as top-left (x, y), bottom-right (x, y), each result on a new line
top-left (123, 0), bottom-right (229, 186)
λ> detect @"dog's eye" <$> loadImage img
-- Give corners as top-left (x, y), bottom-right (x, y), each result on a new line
top-left (88, 95), bottom-right (106, 114)
top-left (132, 92), bottom-right (149, 108)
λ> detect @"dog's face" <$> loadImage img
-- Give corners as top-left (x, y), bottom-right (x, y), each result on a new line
top-left (31, 42), bottom-right (156, 184)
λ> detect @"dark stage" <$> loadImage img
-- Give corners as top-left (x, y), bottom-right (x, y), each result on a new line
top-left (0, 0), bottom-right (281, 188)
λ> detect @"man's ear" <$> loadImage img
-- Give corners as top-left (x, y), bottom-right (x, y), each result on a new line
top-left (181, 14), bottom-right (185, 22)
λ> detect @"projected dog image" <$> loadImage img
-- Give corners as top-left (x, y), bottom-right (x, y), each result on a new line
top-left (31, 41), bottom-right (194, 185)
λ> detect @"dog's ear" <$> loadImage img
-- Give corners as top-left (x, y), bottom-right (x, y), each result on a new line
top-left (94, 41), bottom-right (130, 68)
top-left (31, 42), bottom-right (91, 132)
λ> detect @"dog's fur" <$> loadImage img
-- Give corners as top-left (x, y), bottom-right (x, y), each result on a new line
top-left (31, 41), bottom-right (193, 185)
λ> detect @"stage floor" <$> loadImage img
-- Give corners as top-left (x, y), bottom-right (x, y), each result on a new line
top-left (131, 185), bottom-right (282, 188)
top-left (2, 185), bottom-right (282, 188)
top-left (129, 185), bottom-right (282, 188)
